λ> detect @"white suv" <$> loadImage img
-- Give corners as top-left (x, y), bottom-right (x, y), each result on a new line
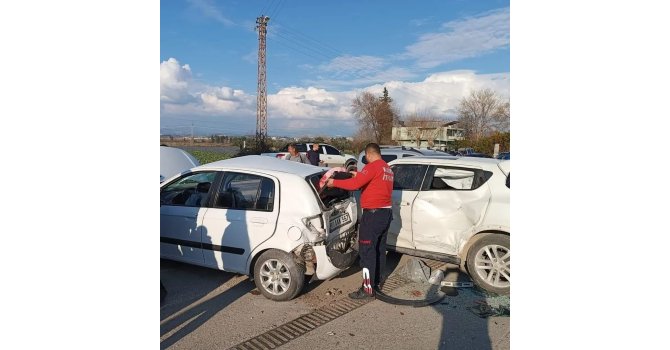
top-left (357, 146), bottom-right (457, 171)
top-left (160, 155), bottom-right (359, 301)
top-left (387, 157), bottom-right (510, 294)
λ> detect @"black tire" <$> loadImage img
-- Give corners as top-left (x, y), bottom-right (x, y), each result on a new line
top-left (466, 234), bottom-right (510, 295)
top-left (346, 162), bottom-right (357, 172)
top-left (253, 249), bottom-right (305, 301)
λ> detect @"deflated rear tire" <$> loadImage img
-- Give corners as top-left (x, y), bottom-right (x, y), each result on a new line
top-left (253, 249), bottom-right (305, 301)
top-left (466, 234), bottom-right (510, 295)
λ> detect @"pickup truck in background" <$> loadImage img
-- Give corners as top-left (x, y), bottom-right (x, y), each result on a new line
top-left (261, 143), bottom-right (358, 171)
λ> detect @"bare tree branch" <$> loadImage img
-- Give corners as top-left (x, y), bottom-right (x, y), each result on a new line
top-left (351, 88), bottom-right (397, 144)
top-left (457, 88), bottom-right (510, 141)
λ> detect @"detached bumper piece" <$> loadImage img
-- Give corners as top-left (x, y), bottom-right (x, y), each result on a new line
top-left (326, 226), bottom-right (358, 269)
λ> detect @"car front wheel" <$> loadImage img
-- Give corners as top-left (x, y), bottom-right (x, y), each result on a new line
top-left (466, 234), bottom-right (510, 295)
top-left (253, 249), bottom-right (305, 301)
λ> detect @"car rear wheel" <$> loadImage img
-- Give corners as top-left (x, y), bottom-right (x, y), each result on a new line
top-left (466, 234), bottom-right (510, 295)
top-left (253, 249), bottom-right (305, 301)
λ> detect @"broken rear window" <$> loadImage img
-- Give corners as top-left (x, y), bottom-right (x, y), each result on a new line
top-left (307, 171), bottom-right (352, 208)
top-left (425, 166), bottom-right (493, 191)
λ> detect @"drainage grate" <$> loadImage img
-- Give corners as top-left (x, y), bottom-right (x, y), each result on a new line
top-left (229, 259), bottom-right (447, 350)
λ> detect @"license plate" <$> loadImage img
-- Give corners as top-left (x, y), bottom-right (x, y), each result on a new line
top-left (329, 213), bottom-right (351, 230)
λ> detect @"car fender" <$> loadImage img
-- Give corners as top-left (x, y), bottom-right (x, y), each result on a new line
top-left (456, 225), bottom-right (510, 267)
top-left (245, 222), bottom-right (305, 274)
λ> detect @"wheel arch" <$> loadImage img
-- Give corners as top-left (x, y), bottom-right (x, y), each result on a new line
top-left (459, 229), bottom-right (509, 270)
top-left (248, 248), bottom-right (273, 276)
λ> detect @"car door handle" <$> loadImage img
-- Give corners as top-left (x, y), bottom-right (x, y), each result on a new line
top-left (251, 217), bottom-right (268, 224)
top-left (395, 201), bottom-right (410, 206)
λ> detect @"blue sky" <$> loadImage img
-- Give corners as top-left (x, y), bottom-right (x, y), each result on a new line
top-left (161, 0), bottom-right (510, 137)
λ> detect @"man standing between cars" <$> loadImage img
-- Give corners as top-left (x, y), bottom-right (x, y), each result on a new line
top-left (285, 143), bottom-right (309, 164)
top-left (306, 143), bottom-right (322, 166)
top-left (326, 143), bottom-right (393, 299)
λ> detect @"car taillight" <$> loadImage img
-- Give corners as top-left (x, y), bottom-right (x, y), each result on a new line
top-left (302, 215), bottom-right (326, 242)
top-left (276, 154), bottom-right (285, 159)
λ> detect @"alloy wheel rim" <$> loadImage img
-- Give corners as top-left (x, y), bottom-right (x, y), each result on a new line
top-left (474, 244), bottom-right (510, 288)
top-left (259, 259), bottom-right (291, 295)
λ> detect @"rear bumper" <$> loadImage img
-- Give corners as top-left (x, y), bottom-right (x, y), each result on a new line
top-left (314, 245), bottom-right (345, 279)
top-left (314, 225), bottom-right (358, 279)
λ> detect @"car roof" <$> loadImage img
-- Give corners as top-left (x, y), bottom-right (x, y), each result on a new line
top-left (194, 155), bottom-right (325, 177)
top-left (390, 156), bottom-right (505, 170)
top-left (358, 148), bottom-right (436, 156)
top-left (385, 149), bottom-right (422, 155)
top-left (498, 160), bottom-right (510, 175)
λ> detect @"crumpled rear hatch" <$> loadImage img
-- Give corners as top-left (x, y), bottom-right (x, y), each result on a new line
top-left (307, 170), bottom-right (359, 268)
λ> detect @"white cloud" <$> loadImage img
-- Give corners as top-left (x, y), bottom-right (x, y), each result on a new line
top-left (319, 55), bottom-right (387, 74)
top-left (161, 58), bottom-right (509, 136)
top-left (242, 50), bottom-right (257, 64)
top-left (187, 0), bottom-right (235, 26)
top-left (402, 7), bottom-right (509, 69)
top-left (409, 17), bottom-right (433, 27)
top-left (268, 86), bottom-right (355, 120)
top-left (200, 87), bottom-right (255, 114)
top-left (160, 58), bottom-right (196, 103)
top-left (364, 70), bottom-right (510, 118)
top-left (307, 66), bottom-right (417, 88)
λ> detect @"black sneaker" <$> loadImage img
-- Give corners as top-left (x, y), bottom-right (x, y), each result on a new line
top-left (348, 286), bottom-right (375, 300)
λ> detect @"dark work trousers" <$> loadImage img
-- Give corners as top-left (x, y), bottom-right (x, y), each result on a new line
top-left (358, 208), bottom-right (393, 289)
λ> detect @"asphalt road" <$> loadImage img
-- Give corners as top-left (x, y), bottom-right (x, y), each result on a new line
top-left (160, 253), bottom-right (510, 349)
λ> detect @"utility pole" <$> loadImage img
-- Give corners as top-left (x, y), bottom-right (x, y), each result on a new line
top-left (255, 15), bottom-right (270, 152)
top-left (191, 122), bottom-right (194, 144)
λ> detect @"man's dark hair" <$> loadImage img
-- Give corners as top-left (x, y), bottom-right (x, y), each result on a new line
top-left (287, 143), bottom-right (297, 149)
top-left (365, 143), bottom-right (381, 155)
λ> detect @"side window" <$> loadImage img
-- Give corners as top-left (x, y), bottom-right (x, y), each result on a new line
top-left (426, 166), bottom-right (493, 191)
top-left (323, 145), bottom-right (341, 156)
top-left (391, 164), bottom-right (428, 191)
top-left (160, 172), bottom-right (217, 207)
top-left (402, 153), bottom-right (415, 158)
top-left (214, 172), bottom-right (275, 211)
top-left (381, 154), bottom-right (398, 163)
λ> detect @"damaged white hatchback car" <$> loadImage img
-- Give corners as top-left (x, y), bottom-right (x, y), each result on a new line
top-left (387, 157), bottom-right (510, 294)
top-left (160, 155), bottom-right (358, 301)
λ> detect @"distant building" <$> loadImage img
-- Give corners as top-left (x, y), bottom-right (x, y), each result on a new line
top-left (392, 121), bottom-right (464, 150)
